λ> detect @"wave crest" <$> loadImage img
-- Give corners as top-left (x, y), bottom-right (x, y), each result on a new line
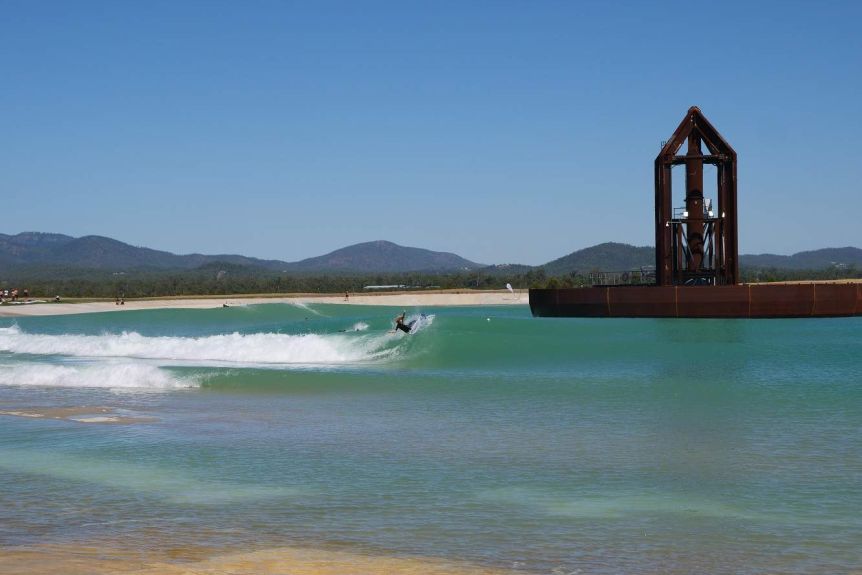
top-left (0, 363), bottom-right (198, 391)
top-left (0, 326), bottom-right (394, 366)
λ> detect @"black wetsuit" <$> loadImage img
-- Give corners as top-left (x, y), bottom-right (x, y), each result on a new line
top-left (395, 320), bottom-right (414, 333)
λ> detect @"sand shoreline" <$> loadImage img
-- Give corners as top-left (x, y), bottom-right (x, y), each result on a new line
top-left (0, 290), bottom-right (527, 318)
top-left (0, 542), bottom-right (517, 575)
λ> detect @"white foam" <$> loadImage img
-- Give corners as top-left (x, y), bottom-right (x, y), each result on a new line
top-left (0, 326), bottom-right (395, 366)
top-left (404, 313), bottom-right (434, 334)
top-left (0, 363), bottom-right (198, 391)
top-left (287, 301), bottom-right (325, 316)
top-left (0, 410), bottom-right (44, 417)
top-left (71, 416), bottom-right (120, 423)
top-left (351, 322), bottom-right (369, 332)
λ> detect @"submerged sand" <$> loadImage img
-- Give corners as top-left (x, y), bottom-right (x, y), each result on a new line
top-left (0, 543), bottom-right (519, 575)
top-left (0, 290), bottom-right (527, 318)
top-left (0, 406), bottom-right (156, 425)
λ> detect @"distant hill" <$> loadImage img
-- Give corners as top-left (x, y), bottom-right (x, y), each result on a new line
top-left (0, 232), bottom-right (289, 271)
top-left (1, 232), bottom-right (858, 280)
top-left (0, 233), bottom-right (482, 276)
top-left (540, 244), bottom-right (862, 275)
top-left (289, 240), bottom-right (482, 273)
top-left (740, 247), bottom-right (862, 270)
top-left (0, 232), bottom-right (76, 261)
top-left (542, 242), bottom-right (654, 275)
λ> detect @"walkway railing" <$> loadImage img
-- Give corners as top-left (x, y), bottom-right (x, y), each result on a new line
top-left (587, 268), bottom-right (656, 286)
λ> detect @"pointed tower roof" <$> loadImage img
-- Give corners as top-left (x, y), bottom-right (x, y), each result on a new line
top-left (656, 106), bottom-right (736, 160)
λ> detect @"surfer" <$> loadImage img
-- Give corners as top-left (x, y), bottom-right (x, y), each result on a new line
top-left (394, 311), bottom-right (413, 334)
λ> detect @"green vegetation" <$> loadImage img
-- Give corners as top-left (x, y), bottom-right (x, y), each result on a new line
top-left (740, 265), bottom-right (861, 284)
top-left (543, 242), bottom-right (654, 275)
top-left (2, 233), bottom-right (859, 296)
top-left (1, 266), bottom-right (580, 298)
top-left (7, 263), bottom-right (856, 299)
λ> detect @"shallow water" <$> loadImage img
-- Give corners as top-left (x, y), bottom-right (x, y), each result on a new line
top-left (1, 303), bottom-right (860, 574)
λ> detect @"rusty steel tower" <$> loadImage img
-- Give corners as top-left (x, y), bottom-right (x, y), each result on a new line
top-left (529, 106), bottom-right (861, 318)
top-left (654, 107), bottom-right (738, 286)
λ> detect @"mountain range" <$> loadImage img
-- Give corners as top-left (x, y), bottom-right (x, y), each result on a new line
top-left (0, 232), bottom-right (860, 277)
top-left (0, 233), bottom-right (482, 275)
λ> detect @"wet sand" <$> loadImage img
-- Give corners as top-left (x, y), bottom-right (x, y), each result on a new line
top-left (0, 290), bottom-right (526, 318)
top-left (1, 543), bottom-right (518, 575)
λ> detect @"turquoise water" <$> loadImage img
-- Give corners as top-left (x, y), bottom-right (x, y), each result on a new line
top-left (0, 303), bottom-right (860, 574)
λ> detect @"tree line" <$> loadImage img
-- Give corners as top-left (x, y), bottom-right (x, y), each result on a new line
top-left (1, 264), bottom-right (858, 299)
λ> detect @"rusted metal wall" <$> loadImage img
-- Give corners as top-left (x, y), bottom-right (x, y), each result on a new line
top-left (529, 285), bottom-right (861, 318)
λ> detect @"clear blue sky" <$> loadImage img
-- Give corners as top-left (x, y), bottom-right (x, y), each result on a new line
top-left (1, 0), bottom-right (860, 265)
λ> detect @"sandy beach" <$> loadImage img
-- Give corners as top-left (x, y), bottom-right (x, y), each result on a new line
top-left (0, 290), bottom-right (527, 318)
top-left (5, 280), bottom-right (860, 317)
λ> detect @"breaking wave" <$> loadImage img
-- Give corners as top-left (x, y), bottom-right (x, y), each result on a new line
top-left (404, 313), bottom-right (434, 334)
top-left (0, 363), bottom-right (198, 391)
top-left (0, 325), bottom-right (397, 366)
